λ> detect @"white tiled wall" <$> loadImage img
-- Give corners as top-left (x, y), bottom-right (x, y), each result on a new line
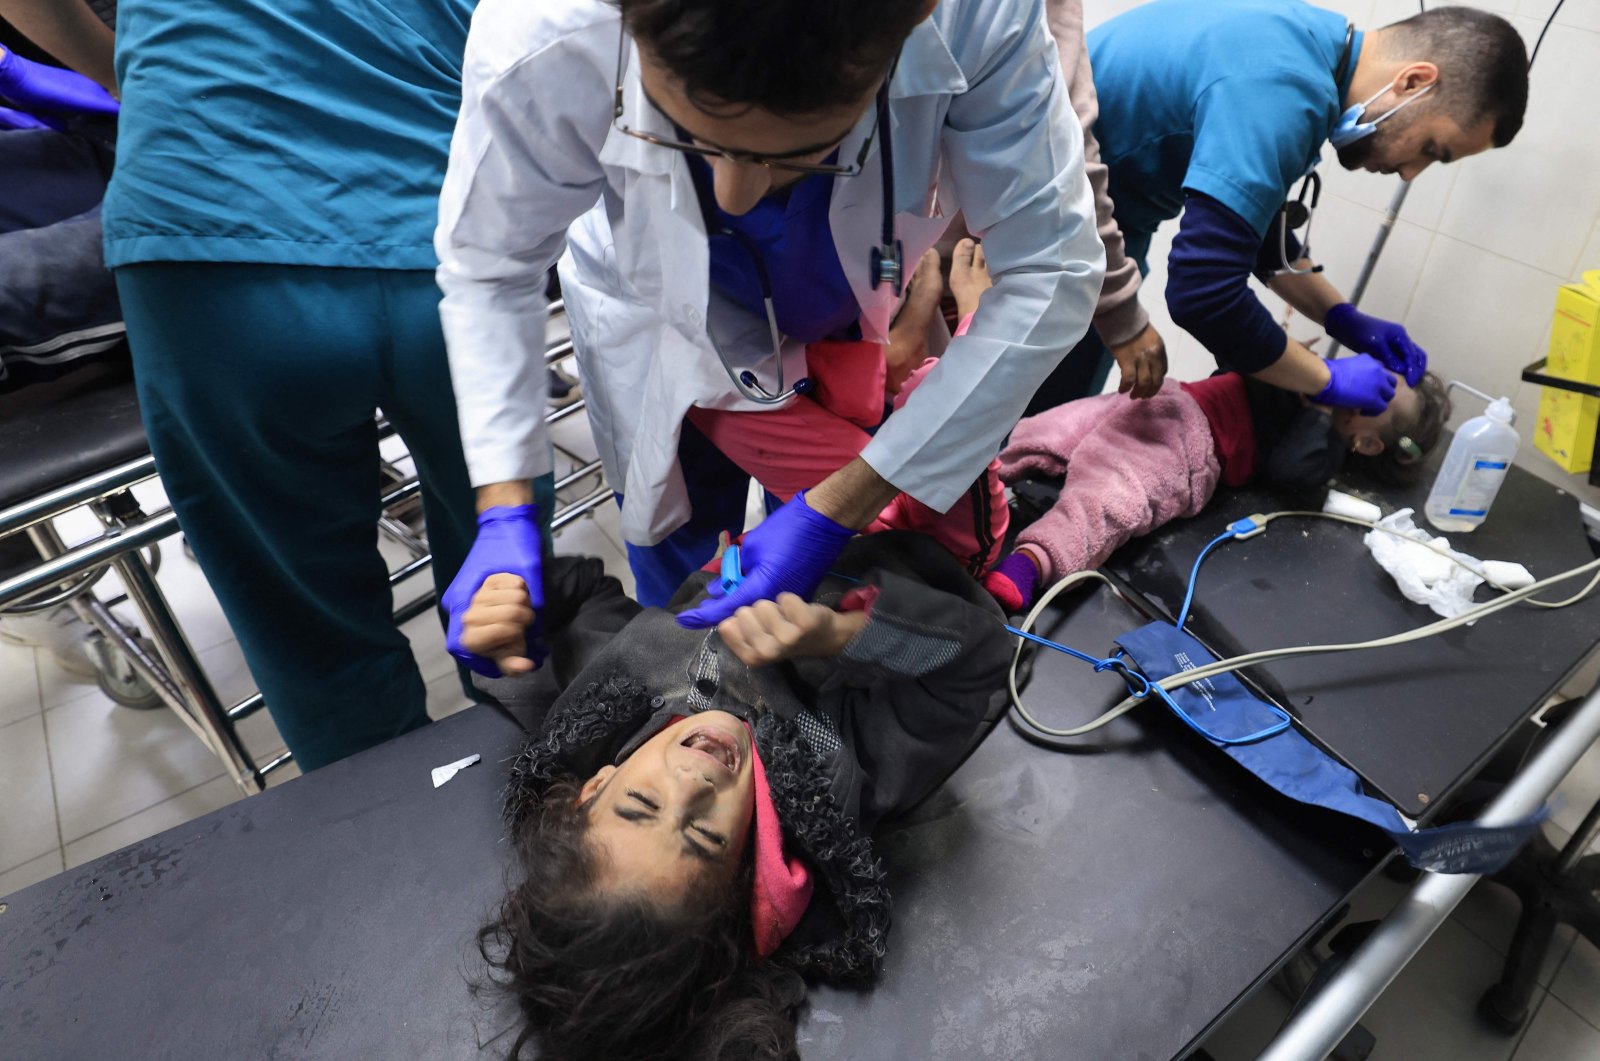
top-left (1085, 0), bottom-right (1600, 508)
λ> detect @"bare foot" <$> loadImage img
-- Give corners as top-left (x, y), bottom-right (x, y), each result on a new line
top-left (950, 238), bottom-right (992, 319)
top-left (885, 247), bottom-right (944, 394)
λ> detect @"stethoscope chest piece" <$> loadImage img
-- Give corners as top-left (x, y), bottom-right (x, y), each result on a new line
top-left (871, 239), bottom-right (906, 296)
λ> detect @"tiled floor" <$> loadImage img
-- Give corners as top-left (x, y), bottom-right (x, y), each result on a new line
top-left (2, 406), bottom-right (1599, 1059)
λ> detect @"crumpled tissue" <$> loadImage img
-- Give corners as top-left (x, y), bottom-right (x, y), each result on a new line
top-left (1362, 508), bottom-right (1492, 620)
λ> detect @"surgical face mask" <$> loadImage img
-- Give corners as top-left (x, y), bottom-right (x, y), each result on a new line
top-left (1330, 81), bottom-right (1434, 149)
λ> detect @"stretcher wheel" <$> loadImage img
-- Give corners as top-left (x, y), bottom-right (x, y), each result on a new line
top-left (91, 633), bottom-right (162, 710)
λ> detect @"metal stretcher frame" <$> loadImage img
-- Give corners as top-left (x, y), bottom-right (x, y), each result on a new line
top-left (1259, 683), bottom-right (1600, 1060)
top-left (0, 301), bottom-right (611, 794)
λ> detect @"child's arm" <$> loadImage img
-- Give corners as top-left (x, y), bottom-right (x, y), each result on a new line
top-left (458, 573), bottom-right (539, 674)
top-left (460, 558), bottom-right (641, 677)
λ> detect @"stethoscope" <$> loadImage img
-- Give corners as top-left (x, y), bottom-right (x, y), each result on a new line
top-left (1269, 24), bottom-right (1355, 277)
top-left (704, 78), bottom-right (902, 405)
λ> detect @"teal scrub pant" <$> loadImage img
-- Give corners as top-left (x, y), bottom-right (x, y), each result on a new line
top-left (115, 262), bottom-right (496, 771)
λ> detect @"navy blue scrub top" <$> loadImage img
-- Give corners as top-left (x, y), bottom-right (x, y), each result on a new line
top-left (685, 152), bottom-right (861, 344)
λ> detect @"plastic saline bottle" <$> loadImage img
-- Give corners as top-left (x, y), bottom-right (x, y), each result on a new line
top-left (1424, 393), bottom-right (1519, 533)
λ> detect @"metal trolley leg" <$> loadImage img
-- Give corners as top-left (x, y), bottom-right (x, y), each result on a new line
top-left (22, 508), bottom-right (266, 794)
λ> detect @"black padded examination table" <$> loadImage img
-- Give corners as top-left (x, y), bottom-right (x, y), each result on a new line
top-left (0, 588), bottom-right (1377, 1061)
top-left (1108, 460), bottom-right (1600, 819)
top-left (2, 463), bottom-right (1594, 1060)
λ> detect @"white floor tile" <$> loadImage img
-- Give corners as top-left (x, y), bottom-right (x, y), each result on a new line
top-left (34, 646), bottom-right (103, 712)
top-left (1359, 919), bottom-right (1527, 1061)
top-left (402, 608), bottom-right (456, 685)
top-left (425, 670), bottom-right (471, 721)
top-left (1453, 874), bottom-right (1577, 990)
top-left (0, 642), bottom-right (40, 728)
top-left (548, 411), bottom-right (600, 466)
top-left (553, 509), bottom-right (626, 566)
top-left (1513, 996), bottom-right (1600, 1060)
top-left (587, 500), bottom-right (629, 557)
top-left (44, 690), bottom-right (226, 845)
top-left (1550, 935), bottom-right (1600, 1031)
top-left (0, 715), bottom-right (59, 873)
top-left (62, 774), bottom-right (242, 869)
top-left (143, 548), bottom-right (238, 654)
top-left (0, 848), bottom-right (63, 899)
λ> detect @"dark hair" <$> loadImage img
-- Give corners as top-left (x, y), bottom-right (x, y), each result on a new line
top-left (1380, 8), bottom-right (1529, 146)
top-left (616, 0), bottom-right (929, 115)
top-left (479, 779), bottom-right (803, 1061)
top-left (1346, 371), bottom-right (1450, 486)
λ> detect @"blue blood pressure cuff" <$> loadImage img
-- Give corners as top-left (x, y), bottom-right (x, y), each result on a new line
top-left (1116, 622), bottom-right (1546, 875)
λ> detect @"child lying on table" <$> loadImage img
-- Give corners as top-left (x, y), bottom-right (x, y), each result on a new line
top-left (465, 531), bottom-right (1011, 1061)
top-left (951, 253), bottom-right (1451, 611)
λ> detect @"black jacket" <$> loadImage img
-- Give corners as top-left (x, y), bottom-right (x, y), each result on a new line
top-left (1242, 376), bottom-right (1346, 493)
top-left (482, 532), bottom-right (1012, 984)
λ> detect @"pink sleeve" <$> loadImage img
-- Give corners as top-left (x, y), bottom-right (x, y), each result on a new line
top-left (954, 312), bottom-right (976, 338)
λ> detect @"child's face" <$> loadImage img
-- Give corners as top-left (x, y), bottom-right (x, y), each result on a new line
top-left (1332, 377), bottom-right (1421, 456)
top-left (578, 711), bottom-right (757, 901)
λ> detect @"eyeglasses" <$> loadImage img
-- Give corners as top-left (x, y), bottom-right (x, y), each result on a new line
top-left (613, 28), bottom-right (884, 177)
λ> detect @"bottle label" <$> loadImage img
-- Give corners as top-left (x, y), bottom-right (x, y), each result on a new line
top-left (1447, 455), bottom-right (1510, 518)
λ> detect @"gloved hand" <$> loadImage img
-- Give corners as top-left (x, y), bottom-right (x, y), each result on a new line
top-left (1315, 354), bottom-right (1397, 417)
top-left (0, 103), bottom-right (60, 131)
top-left (0, 47), bottom-right (119, 117)
top-left (1323, 303), bottom-right (1427, 386)
top-left (443, 504), bottom-right (545, 678)
top-left (677, 490), bottom-right (854, 629)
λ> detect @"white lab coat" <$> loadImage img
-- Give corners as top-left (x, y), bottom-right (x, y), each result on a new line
top-left (437, 0), bottom-right (1104, 546)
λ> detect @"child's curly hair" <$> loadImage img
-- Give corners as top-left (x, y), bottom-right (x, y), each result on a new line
top-left (1346, 371), bottom-right (1451, 486)
top-left (479, 778), bottom-right (803, 1061)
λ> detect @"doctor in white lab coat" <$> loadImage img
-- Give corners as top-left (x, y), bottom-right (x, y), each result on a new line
top-left (435, 0), bottom-right (1104, 669)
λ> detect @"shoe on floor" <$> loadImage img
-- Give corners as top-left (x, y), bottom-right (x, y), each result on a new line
top-left (0, 604), bottom-right (100, 678)
top-left (548, 364), bottom-right (583, 409)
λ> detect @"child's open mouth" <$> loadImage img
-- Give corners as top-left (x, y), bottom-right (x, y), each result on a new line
top-left (681, 728), bottom-right (740, 773)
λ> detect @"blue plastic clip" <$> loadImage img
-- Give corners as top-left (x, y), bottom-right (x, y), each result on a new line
top-left (719, 545), bottom-right (745, 594)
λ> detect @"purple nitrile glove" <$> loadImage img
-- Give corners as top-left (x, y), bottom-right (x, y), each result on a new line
top-left (0, 46), bottom-right (119, 117)
top-left (0, 103), bottom-right (61, 131)
top-left (1324, 303), bottom-right (1427, 387)
top-left (443, 504), bottom-right (545, 679)
top-left (1315, 354), bottom-right (1397, 417)
top-left (677, 490), bottom-right (855, 629)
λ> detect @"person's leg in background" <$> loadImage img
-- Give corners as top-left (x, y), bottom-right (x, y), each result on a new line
top-left (622, 420), bottom-right (751, 608)
top-left (0, 207), bottom-right (123, 391)
top-left (0, 127), bottom-right (110, 235)
top-left (116, 261), bottom-right (432, 771)
top-left (374, 270), bottom-right (555, 700)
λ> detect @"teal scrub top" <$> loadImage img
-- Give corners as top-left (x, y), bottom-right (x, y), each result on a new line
top-left (1087, 0), bottom-right (1359, 240)
top-left (102, 0), bottom-right (475, 270)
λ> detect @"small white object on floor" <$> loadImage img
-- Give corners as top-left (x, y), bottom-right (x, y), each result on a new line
top-left (431, 753), bottom-right (481, 788)
top-left (1322, 489), bottom-right (1382, 524)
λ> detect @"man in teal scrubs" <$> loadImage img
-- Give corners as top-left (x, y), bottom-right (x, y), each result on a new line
top-left (93, 0), bottom-right (551, 770)
top-left (1086, 1), bottom-right (1528, 412)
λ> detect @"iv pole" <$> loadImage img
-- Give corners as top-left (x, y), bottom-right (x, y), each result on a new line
top-left (1323, 180), bottom-right (1413, 360)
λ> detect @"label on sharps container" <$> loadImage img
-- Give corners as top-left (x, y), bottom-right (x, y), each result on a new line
top-left (1448, 454), bottom-right (1510, 517)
